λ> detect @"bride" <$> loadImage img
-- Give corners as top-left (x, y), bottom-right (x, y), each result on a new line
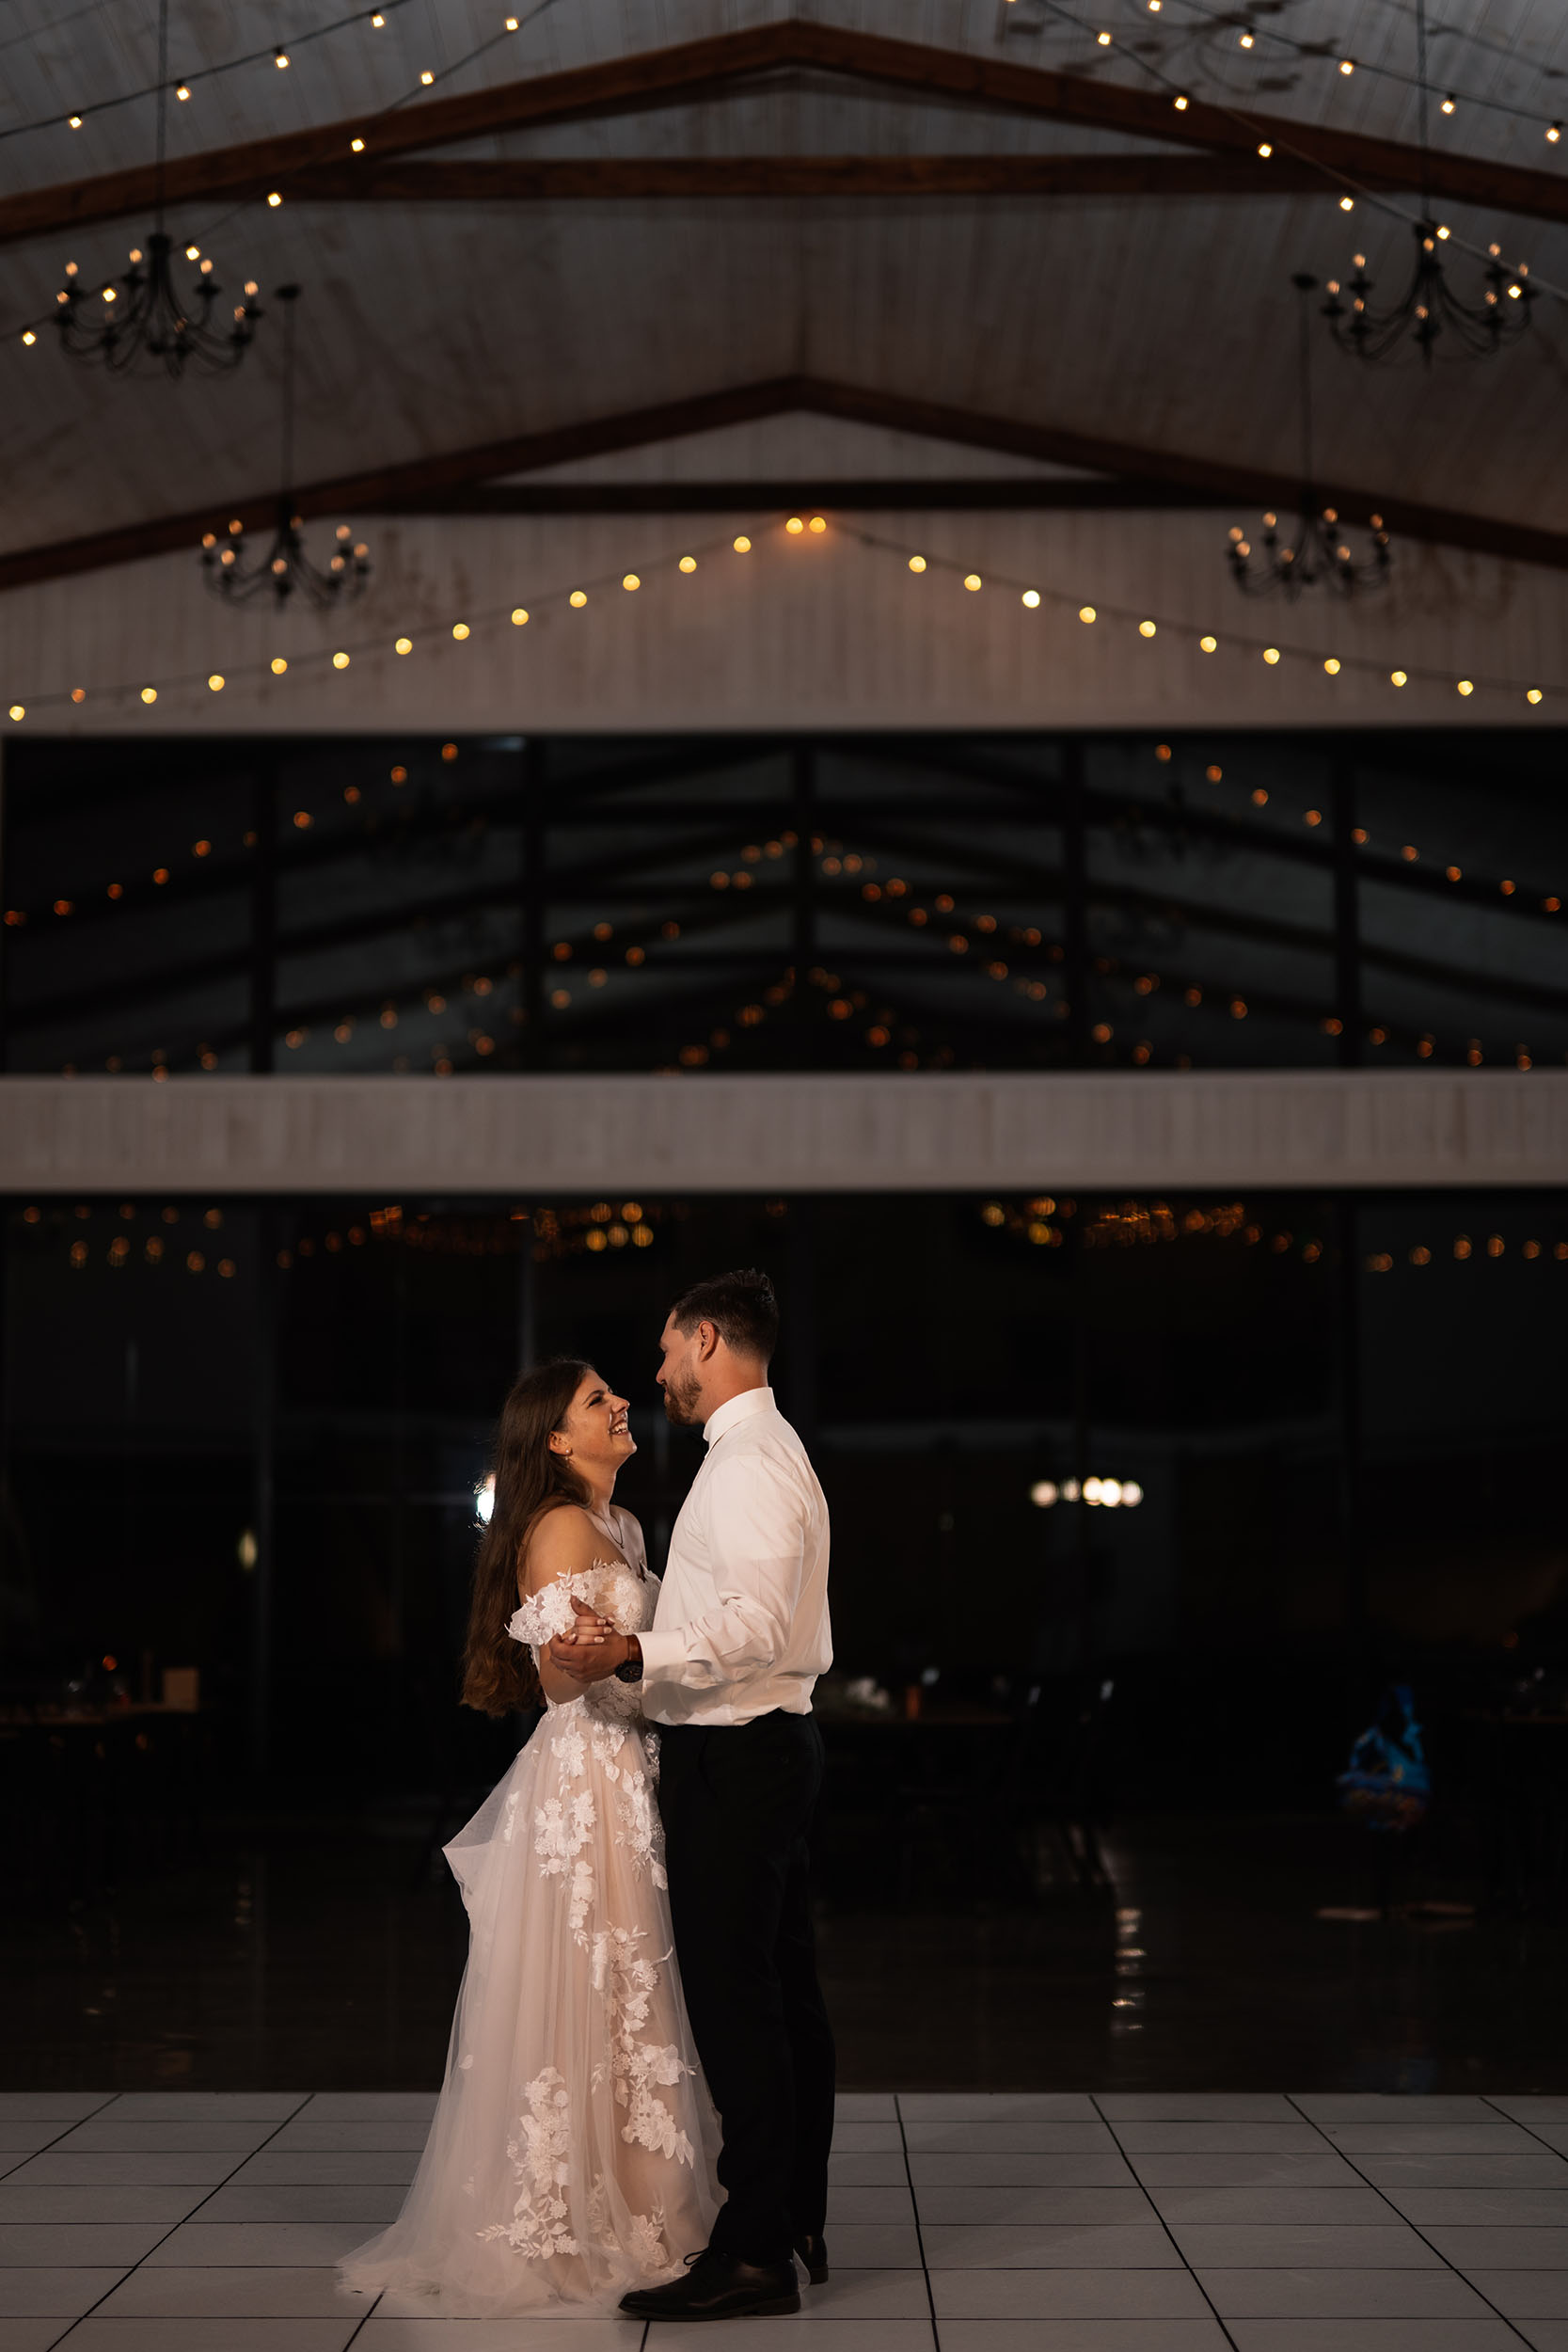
top-left (340, 1359), bottom-right (720, 2316)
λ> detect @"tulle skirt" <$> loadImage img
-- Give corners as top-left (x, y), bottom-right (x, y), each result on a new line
top-left (339, 1701), bottom-right (721, 2316)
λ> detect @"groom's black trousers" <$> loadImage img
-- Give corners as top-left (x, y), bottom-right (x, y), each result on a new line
top-left (657, 1708), bottom-right (836, 2267)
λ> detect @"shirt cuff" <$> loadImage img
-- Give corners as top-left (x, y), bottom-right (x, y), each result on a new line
top-left (635, 1627), bottom-right (688, 1683)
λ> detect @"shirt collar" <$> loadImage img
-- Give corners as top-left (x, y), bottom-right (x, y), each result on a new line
top-left (703, 1384), bottom-right (777, 1448)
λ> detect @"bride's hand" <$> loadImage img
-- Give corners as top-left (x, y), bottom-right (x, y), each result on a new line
top-left (560, 1594), bottom-right (614, 1644)
top-left (546, 1595), bottom-right (616, 1678)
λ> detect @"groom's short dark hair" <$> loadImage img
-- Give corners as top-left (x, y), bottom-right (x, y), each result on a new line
top-left (669, 1267), bottom-right (779, 1363)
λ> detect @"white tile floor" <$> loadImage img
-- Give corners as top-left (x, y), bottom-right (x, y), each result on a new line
top-left (1, 2092), bottom-right (1566, 2350)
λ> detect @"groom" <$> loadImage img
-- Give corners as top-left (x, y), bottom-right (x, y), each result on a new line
top-left (547, 1266), bottom-right (835, 2320)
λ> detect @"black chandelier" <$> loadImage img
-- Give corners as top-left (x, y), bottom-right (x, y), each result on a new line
top-left (200, 286), bottom-right (371, 609)
top-left (1320, 0), bottom-right (1534, 366)
top-left (55, 0), bottom-right (261, 377)
top-left (1227, 275), bottom-right (1392, 600)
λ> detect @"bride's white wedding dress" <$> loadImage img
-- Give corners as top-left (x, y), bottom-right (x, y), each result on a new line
top-left (340, 1507), bottom-right (720, 2316)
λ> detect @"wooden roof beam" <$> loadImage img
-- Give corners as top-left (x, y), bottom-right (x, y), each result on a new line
top-left (2, 373), bottom-right (1564, 593)
top-left (0, 22), bottom-right (1562, 249)
top-left (278, 153), bottom-right (1368, 202)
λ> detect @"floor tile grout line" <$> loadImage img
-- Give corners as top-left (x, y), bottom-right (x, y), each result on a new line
top-left (894, 2093), bottom-right (942, 2352)
top-left (2, 2088), bottom-right (125, 2175)
top-left (1482, 2093), bottom-right (1568, 2167)
top-left (1281, 2091), bottom-right (1539, 2347)
top-left (40, 2090), bottom-right (318, 2352)
top-left (1088, 2095), bottom-right (1243, 2352)
top-left (340, 2285), bottom-right (385, 2346)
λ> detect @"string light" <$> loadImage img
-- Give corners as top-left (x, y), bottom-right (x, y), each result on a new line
top-left (8, 513), bottom-right (1562, 744)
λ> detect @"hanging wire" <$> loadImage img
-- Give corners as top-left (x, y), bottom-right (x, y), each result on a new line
top-left (200, 286), bottom-right (370, 607)
top-left (1227, 276), bottom-right (1392, 596)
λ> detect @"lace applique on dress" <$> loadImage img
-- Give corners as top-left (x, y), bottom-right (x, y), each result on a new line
top-left (478, 2068), bottom-right (581, 2260)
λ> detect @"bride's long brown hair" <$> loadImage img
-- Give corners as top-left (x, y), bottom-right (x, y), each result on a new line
top-left (461, 1358), bottom-right (594, 1716)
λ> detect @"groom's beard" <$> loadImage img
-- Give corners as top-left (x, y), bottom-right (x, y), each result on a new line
top-left (662, 1368), bottom-right (703, 1425)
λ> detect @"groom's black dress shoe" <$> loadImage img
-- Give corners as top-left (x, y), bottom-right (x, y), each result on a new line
top-left (794, 2233), bottom-right (829, 2284)
top-left (619, 2249), bottom-right (801, 2321)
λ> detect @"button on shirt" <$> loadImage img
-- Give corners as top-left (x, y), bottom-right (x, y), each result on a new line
top-left (639, 1386), bottom-right (832, 1728)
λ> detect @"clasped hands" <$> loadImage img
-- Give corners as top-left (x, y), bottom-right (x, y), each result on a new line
top-left (547, 1594), bottom-right (633, 1683)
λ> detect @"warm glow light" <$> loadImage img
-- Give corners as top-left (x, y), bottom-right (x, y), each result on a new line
top-left (420, 69), bottom-right (435, 84)
top-left (351, 136), bottom-right (365, 151)
top-left (786, 517), bottom-right (804, 534)
top-left (1527, 687), bottom-right (1543, 704)
top-left (1262, 645), bottom-right (1280, 664)
top-left (1340, 197), bottom-right (1354, 211)
top-left (908, 555), bottom-right (927, 573)
top-left (140, 686), bottom-right (156, 703)
top-left (678, 555), bottom-right (697, 573)
top-left (511, 607), bottom-right (529, 626)
top-left (733, 535), bottom-right (752, 553)
top-left (1390, 669), bottom-right (1407, 687)
top-left (207, 673), bottom-right (224, 692)
top-left (622, 572), bottom-right (641, 590)
top-left (7, 705), bottom-right (23, 722)
top-left (451, 621), bottom-right (469, 640)
top-left (1138, 619), bottom-right (1156, 637)
top-left (964, 574), bottom-right (982, 592)
top-left (1030, 1480), bottom-right (1060, 1508)
top-left (267, 190), bottom-right (282, 206)
top-left (1457, 678), bottom-right (1474, 695)
top-left (332, 651), bottom-right (350, 669)
top-left (395, 636), bottom-right (412, 655)
top-left (271, 657), bottom-right (287, 675)
top-left (1258, 142), bottom-right (1273, 157)
top-left (1173, 93), bottom-right (1188, 108)
top-left (21, 331), bottom-right (36, 345)
top-left (569, 589), bottom-right (588, 607)
top-left (1080, 605), bottom-right (1096, 624)
top-left (1199, 633), bottom-right (1217, 652)
top-left (1324, 657), bottom-right (1341, 675)
top-left (1022, 589), bottom-right (1040, 608)
top-left (809, 516), bottom-right (827, 533)
top-left (476, 1474), bottom-right (497, 1523)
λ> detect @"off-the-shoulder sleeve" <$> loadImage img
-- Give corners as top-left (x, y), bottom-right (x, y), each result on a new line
top-left (507, 1579), bottom-right (578, 1648)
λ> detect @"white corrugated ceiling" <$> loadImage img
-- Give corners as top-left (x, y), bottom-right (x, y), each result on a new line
top-left (0, 0), bottom-right (1563, 553)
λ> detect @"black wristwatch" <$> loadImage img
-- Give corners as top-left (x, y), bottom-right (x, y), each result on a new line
top-left (614, 1637), bottom-right (644, 1686)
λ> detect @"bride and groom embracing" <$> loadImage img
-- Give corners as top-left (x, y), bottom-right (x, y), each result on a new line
top-left (341, 1267), bottom-right (836, 2322)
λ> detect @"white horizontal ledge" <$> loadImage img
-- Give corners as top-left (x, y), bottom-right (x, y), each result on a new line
top-left (1, 1071), bottom-right (1564, 1195)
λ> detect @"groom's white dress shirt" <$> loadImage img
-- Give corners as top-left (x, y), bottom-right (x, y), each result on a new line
top-left (638, 1385), bottom-right (832, 1728)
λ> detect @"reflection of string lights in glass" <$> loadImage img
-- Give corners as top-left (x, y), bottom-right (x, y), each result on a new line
top-left (1030, 1478), bottom-right (1144, 1509)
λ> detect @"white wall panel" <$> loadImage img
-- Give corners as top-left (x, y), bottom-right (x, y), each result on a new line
top-left (1, 505), bottom-right (1559, 737)
top-left (2, 1071), bottom-right (1563, 1194)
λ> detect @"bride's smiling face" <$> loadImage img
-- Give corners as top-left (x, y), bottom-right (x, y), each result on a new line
top-left (550, 1371), bottom-right (635, 1484)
